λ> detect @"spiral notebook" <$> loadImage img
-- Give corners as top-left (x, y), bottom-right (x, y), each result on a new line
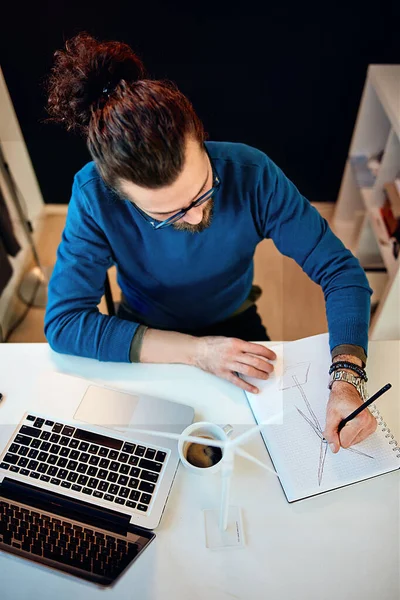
top-left (244, 334), bottom-right (400, 502)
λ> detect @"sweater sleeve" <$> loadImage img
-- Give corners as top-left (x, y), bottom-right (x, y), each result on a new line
top-left (44, 178), bottom-right (139, 362)
top-left (254, 155), bottom-right (372, 355)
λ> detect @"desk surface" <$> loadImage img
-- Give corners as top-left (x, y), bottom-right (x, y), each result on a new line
top-left (1, 341), bottom-right (399, 600)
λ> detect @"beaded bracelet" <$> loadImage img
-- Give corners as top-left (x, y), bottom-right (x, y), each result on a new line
top-left (329, 361), bottom-right (368, 382)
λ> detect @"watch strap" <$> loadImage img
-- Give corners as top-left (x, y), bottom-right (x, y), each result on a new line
top-left (328, 369), bottom-right (368, 401)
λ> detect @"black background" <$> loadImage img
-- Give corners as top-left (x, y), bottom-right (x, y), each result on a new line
top-left (1, 1), bottom-right (399, 204)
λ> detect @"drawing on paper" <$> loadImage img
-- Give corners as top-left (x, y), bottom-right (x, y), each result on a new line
top-left (279, 362), bottom-right (310, 391)
top-left (291, 373), bottom-right (374, 486)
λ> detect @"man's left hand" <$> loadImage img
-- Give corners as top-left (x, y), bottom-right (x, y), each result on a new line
top-left (323, 381), bottom-right (377, 453)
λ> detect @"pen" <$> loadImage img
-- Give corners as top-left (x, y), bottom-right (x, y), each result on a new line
top-left (338, 383), bottom-right (392, 433)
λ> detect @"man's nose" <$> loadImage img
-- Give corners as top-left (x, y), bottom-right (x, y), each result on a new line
top-left (181, 205), bottom-right (204, 225)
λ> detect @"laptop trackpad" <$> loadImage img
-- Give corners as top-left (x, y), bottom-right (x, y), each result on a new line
top-left (74, 385), bottom-right (139, 431)
top-left (74, 384), bottom-right (194, 434)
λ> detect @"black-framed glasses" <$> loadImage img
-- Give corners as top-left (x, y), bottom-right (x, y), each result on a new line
top-left (131, 148), bottom-right (221, 230)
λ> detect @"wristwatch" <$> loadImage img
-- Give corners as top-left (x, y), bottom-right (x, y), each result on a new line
top-left (328, 369), bottom-right (368, 401)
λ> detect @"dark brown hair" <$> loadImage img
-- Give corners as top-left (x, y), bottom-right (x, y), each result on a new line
top-left (46, 32), bottom-right (205, 190)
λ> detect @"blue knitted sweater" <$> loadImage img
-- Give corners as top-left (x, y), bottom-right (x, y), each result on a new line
top-left (45, 141), bottom-right (371, 362)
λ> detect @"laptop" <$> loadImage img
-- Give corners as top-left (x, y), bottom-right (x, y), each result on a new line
top-left (0, 383), bottom-right (194, 586)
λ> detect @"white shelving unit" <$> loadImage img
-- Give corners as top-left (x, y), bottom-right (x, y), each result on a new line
top-left (333, 65), bottom-right (400, 341)
top-left (0, 68), bottom-right (45, 339)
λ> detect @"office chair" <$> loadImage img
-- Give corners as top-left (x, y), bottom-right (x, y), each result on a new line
top-left (104, 272), bottom-right (116, 316)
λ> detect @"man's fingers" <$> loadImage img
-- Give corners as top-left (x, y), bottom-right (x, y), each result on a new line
top-left (231, 362), bottom-right (269, 380)
top-left (240, 341), bottom-right (277, 361)
top-left (323, 415), bottom-right (341, 453)
top-left (235, 354), bottom-right (274, 375)
top-left (339, 420), bottom-right (365, 449)
top-left (324, 432), bottom-right (340, 453)
top-left (345, 428), bottom-right (370, 447)
top-left (340, 414), bottom-right (377, 448)
top-left (225, 372), bottom-right (259, 394)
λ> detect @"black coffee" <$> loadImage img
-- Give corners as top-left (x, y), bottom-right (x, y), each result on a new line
top-left (186, 436), bottom-right (223, 468)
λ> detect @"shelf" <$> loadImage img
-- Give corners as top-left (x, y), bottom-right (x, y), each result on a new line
top-left (349, 155), bottom-right (377, 188)
top-left (335, 65), bottom-right (400, 341)
top-left (360, 187), bottom-right (373, 209)
top-left (332, 222), bottom-right (358, 255)
top-left (369, 65), bottom-right (400, 140)
top-left (367, 207), bottom-right (398, 279)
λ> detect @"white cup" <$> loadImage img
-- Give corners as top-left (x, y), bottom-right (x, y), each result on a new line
top-left (178, 421), bottom-right (233, 475)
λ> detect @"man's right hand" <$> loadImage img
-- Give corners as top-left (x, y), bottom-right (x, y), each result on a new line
top-left (140, 329), bottom-right (276, 393)
top-left (194, 336), bottom-right (276, 393)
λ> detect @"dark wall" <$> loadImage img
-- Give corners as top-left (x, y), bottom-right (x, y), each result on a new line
top-left (1, 2), bottom-right (398, 204)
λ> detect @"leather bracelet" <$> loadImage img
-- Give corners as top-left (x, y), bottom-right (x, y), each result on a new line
top-left (329, 361), bottom-right (367, 381)
top-left (329, 361), bottom-right (368, 382)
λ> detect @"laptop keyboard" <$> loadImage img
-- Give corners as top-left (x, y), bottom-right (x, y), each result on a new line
top-left (0, 499), bottom-right (141, 576)
top-left (0, 414), bottom-right (169, 515)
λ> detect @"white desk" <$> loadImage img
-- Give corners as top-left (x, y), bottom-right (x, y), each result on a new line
top-left (1, 342), bottom-right (399, 600)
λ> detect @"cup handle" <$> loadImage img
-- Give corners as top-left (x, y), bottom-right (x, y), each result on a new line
top-left (223, 424), bottom-right (233, 437)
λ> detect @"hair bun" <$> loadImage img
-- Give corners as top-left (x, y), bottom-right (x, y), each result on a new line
top-left (46, 32), bottom-right (145, 132)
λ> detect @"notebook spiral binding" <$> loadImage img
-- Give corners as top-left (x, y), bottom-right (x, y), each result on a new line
top-left (369, 404), bottom-right (400, 458)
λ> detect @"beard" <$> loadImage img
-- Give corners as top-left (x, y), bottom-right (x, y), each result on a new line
top-left (173, 199), bottom-right (214, 233)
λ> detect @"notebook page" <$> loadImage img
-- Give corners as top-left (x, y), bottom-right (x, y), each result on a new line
top-left (244, 334), bottom-right (400, 502)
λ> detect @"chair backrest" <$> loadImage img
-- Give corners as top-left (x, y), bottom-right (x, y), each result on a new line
top-left (104, 272), bottom-right (115, 316)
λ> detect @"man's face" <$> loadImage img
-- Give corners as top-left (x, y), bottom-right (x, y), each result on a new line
top-left (119, 138), bottom-right (213, 233)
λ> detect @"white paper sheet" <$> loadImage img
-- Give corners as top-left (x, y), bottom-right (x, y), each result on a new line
top-left (244, 333), bottom-right (400, 501)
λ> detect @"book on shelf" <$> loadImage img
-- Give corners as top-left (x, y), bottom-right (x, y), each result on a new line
top-left (381, 182), bottom-right (400, 242)
top-left (349, 151), bottom-right (384, 189)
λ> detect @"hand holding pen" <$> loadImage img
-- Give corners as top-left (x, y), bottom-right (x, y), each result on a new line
top-left (324, 383), bottom-right (391, 453)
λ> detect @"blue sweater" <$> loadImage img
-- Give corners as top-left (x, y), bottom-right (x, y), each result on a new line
top-left (45, 141), bottom-right (371, 362)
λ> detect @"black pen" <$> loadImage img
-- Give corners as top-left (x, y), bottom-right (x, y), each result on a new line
top-left (338, 383), bottom-right (392, 433)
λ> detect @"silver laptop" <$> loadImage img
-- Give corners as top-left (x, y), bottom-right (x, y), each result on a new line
top-left (0, 384), bottom-right (194, 585)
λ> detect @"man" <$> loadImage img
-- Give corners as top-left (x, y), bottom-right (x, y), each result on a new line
top-left (45, 33), bottom-right (376, 453)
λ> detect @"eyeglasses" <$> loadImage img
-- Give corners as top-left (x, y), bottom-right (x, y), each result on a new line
top-left (131, 149), bottom-right (221, 230)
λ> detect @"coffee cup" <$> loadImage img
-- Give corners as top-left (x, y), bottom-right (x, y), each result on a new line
top-left (178, 422), bottom-right (233, 475)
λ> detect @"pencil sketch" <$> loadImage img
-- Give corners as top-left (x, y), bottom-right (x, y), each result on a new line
top-left (292, 374), bottom-right (374, 486)
top-left (279, 362), bottom-right (310, 391)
